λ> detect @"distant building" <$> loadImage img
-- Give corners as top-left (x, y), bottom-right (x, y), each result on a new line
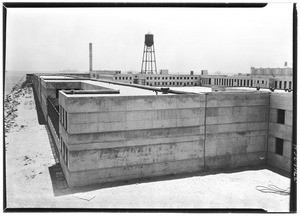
top-left (201, 70), bottom-right (208, 75)
top-left (250, 67), bottom-right (293, 77)
top-left (91, 70), bottom-right (202, 87)
top-left (159, 69), bottom-right (169, 75)
top-left (200, 74), bottom-right (293, 90)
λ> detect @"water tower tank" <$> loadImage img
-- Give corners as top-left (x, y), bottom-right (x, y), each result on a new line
top-left (145, 32), bottom-right (154, 47)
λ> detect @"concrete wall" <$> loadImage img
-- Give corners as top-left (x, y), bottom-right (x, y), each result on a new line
top-left (267, 93), bottom-right (293, 172)
top-left (59, 93), bottom-right (206, 187)
top-left (58, 90), bottom-right (273, 187)
top-left (39, 80), bottom-right (82, 122)
top-left (80, 82), bottom-right (112, 91)
top-left (205, 92), bottom-right (269, 170)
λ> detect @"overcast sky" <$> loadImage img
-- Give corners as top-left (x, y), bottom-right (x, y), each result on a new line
top-left (6, 3), bottom-right (293, 75)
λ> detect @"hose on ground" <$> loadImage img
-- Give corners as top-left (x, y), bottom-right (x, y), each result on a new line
top-left (256, 184), bottom-right (290, 196)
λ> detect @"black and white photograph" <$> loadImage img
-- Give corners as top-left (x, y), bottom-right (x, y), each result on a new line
top-left (3, 2), bottom-right (296, 212)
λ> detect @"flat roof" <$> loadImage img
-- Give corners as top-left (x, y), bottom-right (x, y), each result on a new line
top-left (77, 80), bottom-right (172, 96)
top-left (171, 86), bottom-right (293, 94)
top-left (43, 79), bottom-right (81, 83)
top-left (40, 76), bottom-right (75, 80)
top-left (170, 86), bottom-right (212, 93)
top-left (233, 87), bottom-right (293, 94)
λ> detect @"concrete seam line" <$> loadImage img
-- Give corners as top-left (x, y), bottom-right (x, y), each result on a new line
top-left (266, 93), bottom-right (271, 164)
top-left (203, 93), bottom-right (208, 171)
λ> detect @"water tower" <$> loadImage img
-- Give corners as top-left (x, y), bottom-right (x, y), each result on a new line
top-left (141, 32), bottom-right (157, 74)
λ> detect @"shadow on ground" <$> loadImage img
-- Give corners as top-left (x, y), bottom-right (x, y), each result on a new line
top-left (48, 163), bottom-right (290, 197)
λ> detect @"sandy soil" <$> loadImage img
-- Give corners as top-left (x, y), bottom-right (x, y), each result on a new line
top-left (5, 87), bottom-right (290, 211)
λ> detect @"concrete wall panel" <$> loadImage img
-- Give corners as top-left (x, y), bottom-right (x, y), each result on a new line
top-left (267, 152), bottom-right (291, 172)
top-left (206, 106), bottom-right (267, 125)
top-left (68, 141), bottom-right (204, 172)
top-left (206, 92), bottom-right (269, 107)
top-left (66, 158), bottom-right (204, 187)
top-left (61, 94), bottom-right (205, 113)
top-left (269, 123), bottom-right (292, 141)
top-left (205, 152), bottom-right (266, 171)
top-left (206, 122), bottom-right (267, 134)
top-left (60, 126), bottom-right (204, 145)
top-left (67, 135), bottom-right (204, 151)
top-left (270, 93), bottom-right (292, 110)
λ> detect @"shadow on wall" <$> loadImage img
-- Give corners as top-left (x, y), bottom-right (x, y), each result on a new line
top-left (31, 85), bottom-right (47, 125)
top-left (44, 125), bottom-right (60, 163)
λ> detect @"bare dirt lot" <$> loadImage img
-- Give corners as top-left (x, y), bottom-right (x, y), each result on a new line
top-left (5, 87), bottom-right (290, 211)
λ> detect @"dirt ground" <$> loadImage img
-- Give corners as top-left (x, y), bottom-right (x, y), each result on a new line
top-left (5, 87), bottom-right (291, 212)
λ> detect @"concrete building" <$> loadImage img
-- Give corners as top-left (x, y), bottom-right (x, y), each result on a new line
top-left (91, 70), bottom-right (201, 87)
top-left (90, 68), bottom-right (293, 90)
top-left (251, 67), bottom-right (293, 77)
top-left (201, 73), bottom-right (293, 90)
top-left (27, 73), bottom-right (293, 187)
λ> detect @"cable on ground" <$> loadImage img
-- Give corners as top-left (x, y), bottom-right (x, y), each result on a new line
top-left (255, 184), bottom-right (290, 196)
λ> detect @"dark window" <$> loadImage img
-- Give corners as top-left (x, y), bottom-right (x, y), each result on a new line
top-left (65, 146), bottom-right (68, 167)
top-left (275, 138), bottom-right (284, 156)
top-left (277, 109), bottom-right (285, 124)
top-left (65, 110), bottom-right (68, 130)
top-left (208, 78), bottom-right (211, 85)
top-left (62, 141), bottom-right (65, 156)
top-left (60, 136), bottom-right (62, 152)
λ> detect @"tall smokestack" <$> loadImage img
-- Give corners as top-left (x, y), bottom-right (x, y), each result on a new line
top-left (89, 43), bottom-right (93, 72)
